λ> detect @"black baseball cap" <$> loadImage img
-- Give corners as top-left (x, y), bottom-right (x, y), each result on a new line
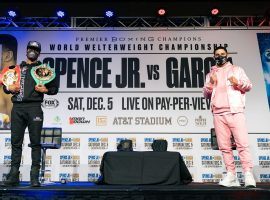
top-left (27, 41), bottom-right (41, 52)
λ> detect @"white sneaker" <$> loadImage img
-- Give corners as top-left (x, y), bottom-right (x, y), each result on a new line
top-left (244, 171), bottom-right (256, 188)
top-left (219, 172), bottom-right (240, 187)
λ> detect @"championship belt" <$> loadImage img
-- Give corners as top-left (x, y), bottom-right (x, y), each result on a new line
top-left (31, 63), bottom-right (55, 85)
top-left (0, 65), bottom-right (21, 87)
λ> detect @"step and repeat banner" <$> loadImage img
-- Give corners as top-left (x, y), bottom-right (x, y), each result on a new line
top-left (0, 29), bottom-right (270, 183)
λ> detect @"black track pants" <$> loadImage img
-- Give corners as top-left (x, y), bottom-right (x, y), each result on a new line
top-left (10, 104), bottom-right (43, 169)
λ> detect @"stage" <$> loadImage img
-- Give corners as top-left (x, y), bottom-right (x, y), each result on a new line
top-left (0, 182), bottom-right (269, 200)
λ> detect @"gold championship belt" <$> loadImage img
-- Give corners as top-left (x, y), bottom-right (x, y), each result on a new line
top-left (0, 65), bottom-right (21, 87)
top-left (31, 63), bottom-right (55, 85)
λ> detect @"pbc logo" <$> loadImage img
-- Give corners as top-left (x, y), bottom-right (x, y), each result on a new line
top-left (42, 98), bottom-right (59, 109)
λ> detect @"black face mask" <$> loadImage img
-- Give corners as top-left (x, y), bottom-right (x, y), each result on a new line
top-left (27, 50), bottom-right (39, 62)
top-left (215, 56), bottom-right (228, 66)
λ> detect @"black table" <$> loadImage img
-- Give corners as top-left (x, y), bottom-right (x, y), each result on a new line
top-left (100, 151), bottom-right (192, 185)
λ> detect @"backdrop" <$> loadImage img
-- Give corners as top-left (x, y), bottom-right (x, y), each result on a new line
top-left (0, 29), bottom-right (269, 182)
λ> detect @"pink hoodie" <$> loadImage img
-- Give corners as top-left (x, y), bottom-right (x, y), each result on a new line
top-left (203, 62), bottom-right (252, 113)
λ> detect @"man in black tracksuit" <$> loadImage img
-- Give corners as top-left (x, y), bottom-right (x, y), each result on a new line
top-left (3, 41), bottom-right (58, 187)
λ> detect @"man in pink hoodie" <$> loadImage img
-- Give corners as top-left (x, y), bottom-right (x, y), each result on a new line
top-left (203, 46), bottom-right (256, 188)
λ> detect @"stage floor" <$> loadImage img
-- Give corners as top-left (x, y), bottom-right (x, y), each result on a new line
top-left (0, 182), bottom-right (270, 200)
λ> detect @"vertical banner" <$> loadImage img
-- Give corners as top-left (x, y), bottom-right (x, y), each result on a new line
top-left (257, 33), bottom-right (270, 110)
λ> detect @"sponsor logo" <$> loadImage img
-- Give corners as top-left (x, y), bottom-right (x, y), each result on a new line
top-left (260, 174), bottom-right (270, 182)
top-left (33, 116), bottom-right (42, 122)
top-left (69, 117), bottom-right (90, 124)
top-left (200, 137), bottom-right (211, 150)
top-left (201, 155), bottom-right (223, 168)
top-left (195, 115), bottom-right (206, 127)
top-left (116, 137), bottom-right (136, 149)
top-left (88, 138), bottom-right (108, 150)
top-left (59, 173), bottom-right (71, 182)
top-left (60, 155), bottom-right (80, 167)
top-left (62, 138), bottom-right (80, 149)
top-left (236, 172), bottom-right (244, 183)
top-left (96, 116), bottom-right (107, 126)
top-left (42, 98), bottom-right (59, 109)
top-left (259, 156), bottom-right (270, 168)
top-left (257, 138), bottom-right (270, 150)
top-left (177, 116), bottom-right (188, 126)
top-left (144, 137), bottom-right (164, 150)
top-left (59, 173), bottom-right (80, 182)
top-left (51, 116), bottom-right (62, 125)
top-left (88, 155), bottom-right (102, 168)
top-left (172, 138), bottom-right (193, 150)
top-left (88, 173), bottom-right (100, 182)
top-left (4, 138), bottom-right (24, 149)
top-left (112, 117), bottom-right (172, 125)
top-left (4, 155), bottom-right (23, 167)
top-left (202, 173), bottom-right (223, 183)
top-left (71, 173), bottom-right (80, 182)
top-left (182, 155), bottom-right (194, 168)
top-left (4, 138), bottom-right (11, 149)
top-left (234, 156), bottom-right (241, 168)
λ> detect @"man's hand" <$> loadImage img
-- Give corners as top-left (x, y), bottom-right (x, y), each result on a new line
top-left (228, 76), bottom-right (239, 86)
top-left (35, 84), bottom-right (48, 93)
top-left (210, 73), bottom-right (217, 85)
top-left (8, 84), bottom-right (20, 93)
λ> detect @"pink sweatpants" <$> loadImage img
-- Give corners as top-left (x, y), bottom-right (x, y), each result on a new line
top-left (213, 113), bottom-right (253, 173)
